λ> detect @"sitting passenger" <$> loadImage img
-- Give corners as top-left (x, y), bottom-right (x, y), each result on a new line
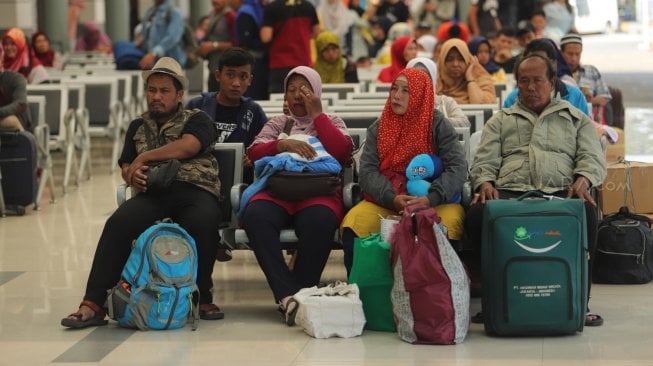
top-left (61, 58), bottom-right (225, 329)
top-left (240, 66), bottom-right (353, 326)
top-left (74, 21), bottom-right (113, 54)
top-left (468, 36), bottom-right (506, 83)
top-left (2, 28), bottom-right (48, 84)
top-left (377, 36), bottom-right (417, 83)
top-left (185, 47), bottom-right (266, 151)
top-left (502, 39), bottom-right (618, 143)
top-left (436, 38), bottom-right (495, 104)
top-left (314, 31), bottom-right (359, 84)
top-left (341, 68), bottom-right (467, 276)
top-left (503, 39), bottom-right (588, 115)
top-left (406, 57), bottom-right (470, 128)
top-left (465, 54), bottom-right (606, 327)
top-left (31, 32), bottom-right (65, 69)
top-left (0, 46), bottom-right (29, 131)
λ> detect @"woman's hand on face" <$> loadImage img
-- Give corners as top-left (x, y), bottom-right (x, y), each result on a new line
top-left (465, 56), bottom-right (479, 82)
top-left (278, 139), bottom-right (317, 160)
top-left (300, 85), bottom-right (322, 119)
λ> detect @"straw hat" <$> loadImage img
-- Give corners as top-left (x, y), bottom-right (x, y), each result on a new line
top-left (141, 57), bottom-right (188, 90)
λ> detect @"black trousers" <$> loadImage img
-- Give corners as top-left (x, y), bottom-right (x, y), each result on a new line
top-left (84, 182), bottom-right (221, 307)
top-left (242, 200), bottom-right (338, 302)
top-left (464, 189), bottom-right (598, 299)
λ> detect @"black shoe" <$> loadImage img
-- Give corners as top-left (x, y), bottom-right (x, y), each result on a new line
top-left (215, 248), bottom-right (233, 262)
top-left (471, 311), bottom-right (484, 324)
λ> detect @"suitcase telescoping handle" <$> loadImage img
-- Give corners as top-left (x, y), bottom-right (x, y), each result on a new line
top-left (516, 191), bottom-right (564, 201)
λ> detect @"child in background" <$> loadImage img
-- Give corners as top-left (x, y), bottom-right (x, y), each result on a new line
top-left (530, 10), bottom-right (547, 39)
top-left (468, 36), bottom-right (506, 82)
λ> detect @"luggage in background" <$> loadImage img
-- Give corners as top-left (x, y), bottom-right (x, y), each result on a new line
top-left (594, 207), bottom-right (653, 284)
top-left (0, 130), bottom-right (37, 215)
top-left (482, 192), bottom-right (587, 336)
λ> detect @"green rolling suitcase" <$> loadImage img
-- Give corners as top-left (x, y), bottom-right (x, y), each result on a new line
top-left (482, 192), bottom-right (587, 336)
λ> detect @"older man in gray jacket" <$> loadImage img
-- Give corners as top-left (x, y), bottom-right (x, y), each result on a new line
top-left (465, 54), bottom-right (607, 327)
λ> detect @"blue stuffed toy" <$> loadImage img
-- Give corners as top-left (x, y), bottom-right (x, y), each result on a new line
top-left (406, 154), bottom-right (461, 203)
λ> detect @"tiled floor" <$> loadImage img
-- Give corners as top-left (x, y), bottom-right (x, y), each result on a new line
top-left (1, 168), bottom-right (653, 366)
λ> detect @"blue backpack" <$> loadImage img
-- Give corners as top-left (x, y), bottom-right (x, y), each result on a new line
top-left (107, 220), bottom-right (200, 330)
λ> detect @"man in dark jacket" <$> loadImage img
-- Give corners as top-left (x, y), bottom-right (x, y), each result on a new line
top-left (185, 47), bottom-right (267, 261)
top-left (0, 46), bottom-right (29, 131)
top-left (186, 47), bottom-right (266, 150)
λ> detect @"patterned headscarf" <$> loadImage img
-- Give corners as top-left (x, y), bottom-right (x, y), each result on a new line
top-left (314, 31), bottom-right (345, 84)
top-left (377, 68), bottom-right (435, 192)
top-left (2, 28), bottom-right (41, 78)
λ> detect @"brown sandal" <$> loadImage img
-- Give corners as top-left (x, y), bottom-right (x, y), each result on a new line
top-left (61, 300), bottom-right (109, 329)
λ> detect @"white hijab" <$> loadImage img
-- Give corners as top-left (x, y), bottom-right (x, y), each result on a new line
top-left (406, 57), bottom-right (437, 95)
top-left (416, 35), bottom-right (437, 58)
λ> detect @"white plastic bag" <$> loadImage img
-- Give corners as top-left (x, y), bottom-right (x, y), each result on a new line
top-left (294, 282), bottom-right (366, 339)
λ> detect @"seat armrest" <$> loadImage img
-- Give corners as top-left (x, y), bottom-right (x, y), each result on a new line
top-left (343, 182), bottom-right (361, 210)
top-left (230, 183), bottom-right (249, 212)
top-left (117, 183), bottom-right (128, 206)
top-left (461, 181), bottom-right (473, 209)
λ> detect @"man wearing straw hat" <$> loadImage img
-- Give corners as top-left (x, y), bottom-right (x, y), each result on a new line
top-left (61, 57), bottom-right (225, 328)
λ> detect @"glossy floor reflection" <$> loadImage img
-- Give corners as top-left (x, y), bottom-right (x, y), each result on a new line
top-left (1, 171), bottom-right (653, 366)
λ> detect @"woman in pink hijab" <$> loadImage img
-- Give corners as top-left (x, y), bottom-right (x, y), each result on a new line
top-left (74, 21), bottom-right (112, 54)
top-left (2, 28), bottom-right (49, 84)
top-left (241, 66), bottom-right (353, 326)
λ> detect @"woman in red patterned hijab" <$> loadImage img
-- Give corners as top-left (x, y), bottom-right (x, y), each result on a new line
top-left (340, 67), bottom-right (468, 276)
top-left (378, 68), bottom-right (434, 190)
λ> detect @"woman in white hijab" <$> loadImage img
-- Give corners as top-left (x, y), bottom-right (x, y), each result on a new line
top-left (406, 57), bottom-right (469, 128)
top-left (416, 35), bottom-right (437, 59)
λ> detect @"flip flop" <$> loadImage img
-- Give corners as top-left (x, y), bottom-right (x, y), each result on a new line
top-left (61, 312), bottom-right (108, 329)
top-left (585, 313), bottom-right (604, 327)
top-left (284, 298), bottom-right (299, 327)
top-left (199, 303), bottom-right (225, 320)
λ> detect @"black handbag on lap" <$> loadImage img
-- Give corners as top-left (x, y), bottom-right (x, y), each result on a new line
top-left (265, 118), bottom-right (341, 201)
top-left (142, 123), bottom-right (180, 192)
top-left (267, 171), bottom-right (341, 201)
top-left (145, 159), bottom-right (181, 192)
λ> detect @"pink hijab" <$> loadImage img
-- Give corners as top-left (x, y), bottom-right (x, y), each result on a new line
top-left (251, 66), bottom-right (347, 146)
top-left (74, 21), bottom-right (112, 52)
